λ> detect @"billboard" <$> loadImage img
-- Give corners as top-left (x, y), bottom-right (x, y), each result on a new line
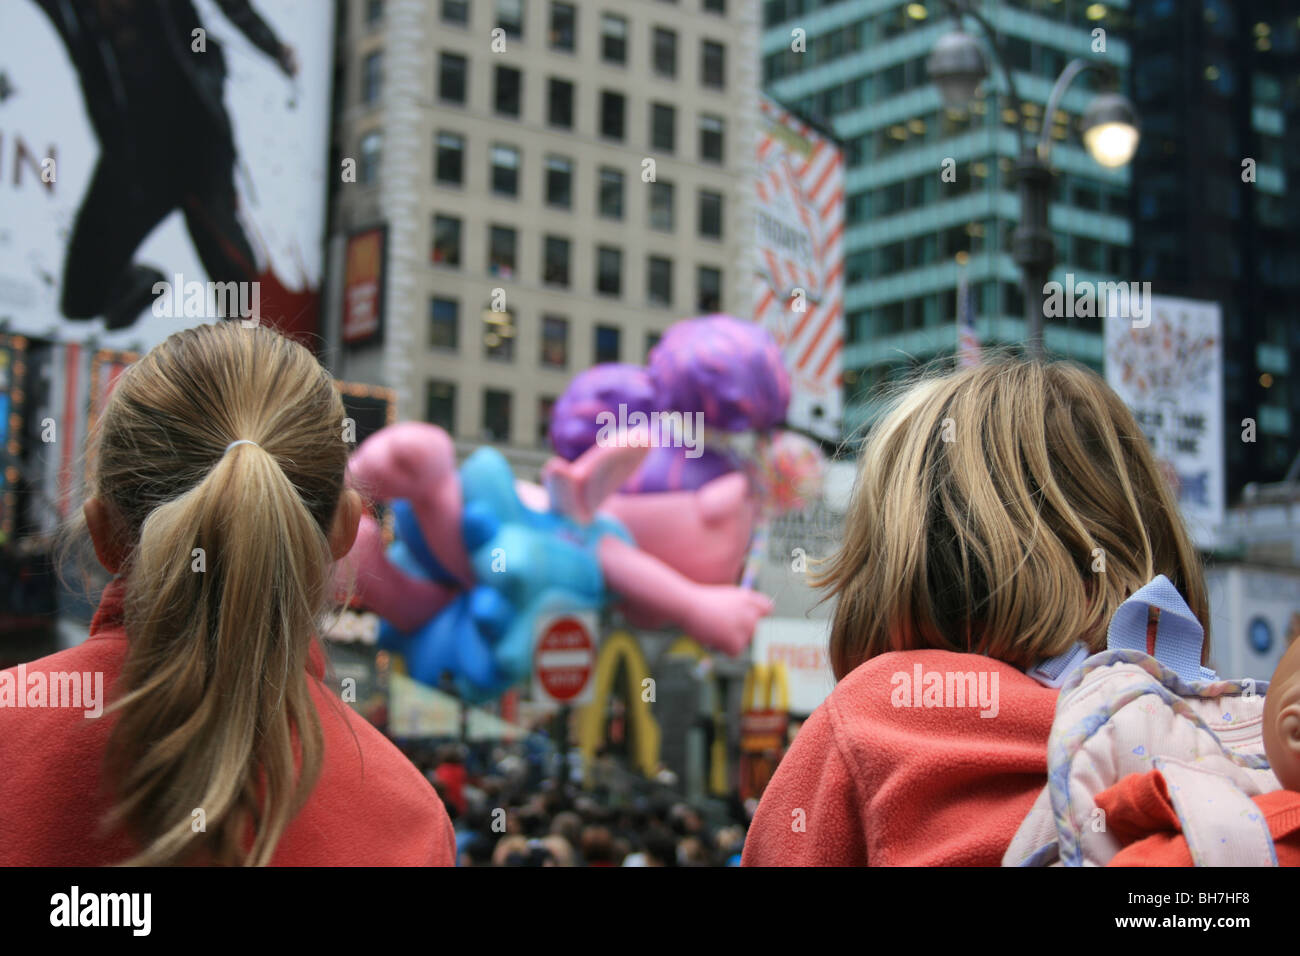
top-left (0, 335), bottom-right (27, 546)
top-left (0, 0), bottom-right (335, 349)
top-left (1104, 295), bottom-right (1224, 548)
top-left (753, 96), bottom-right (844, 442)
top-left (341, 226), bottom-right (387, 346)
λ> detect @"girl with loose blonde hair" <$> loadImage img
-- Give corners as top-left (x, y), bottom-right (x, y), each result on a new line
top-left (819, 356), bottom-right (1207, 679)
top-left (0, 323), bottom-right (455, 867)
top-left (744, 356), bottom-right (1207, 867)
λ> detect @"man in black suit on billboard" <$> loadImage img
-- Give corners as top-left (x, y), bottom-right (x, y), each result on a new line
top-left (34, 0), bottom-right (298, 329)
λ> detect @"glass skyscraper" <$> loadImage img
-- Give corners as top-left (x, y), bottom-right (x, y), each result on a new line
top-left (762, 0), bottom-right (1134, 438)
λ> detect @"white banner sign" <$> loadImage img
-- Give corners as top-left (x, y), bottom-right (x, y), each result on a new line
top-left (1104, 295), bottom-right (1224, 548)
top-left (751, 617), bottom-right (834, 715)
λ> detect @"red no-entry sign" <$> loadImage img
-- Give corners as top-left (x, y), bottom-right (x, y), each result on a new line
top-left (534, 614), bottom-right (596, 705)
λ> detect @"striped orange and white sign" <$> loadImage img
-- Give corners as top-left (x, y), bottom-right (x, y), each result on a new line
top-left (754, 97), bottom-right (844, 441)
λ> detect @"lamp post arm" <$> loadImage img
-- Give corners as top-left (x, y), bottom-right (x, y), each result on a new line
top-left (938, 0), bottom-right (1026, 153)
top-left (1037, 58), bottom-right (1114, 160)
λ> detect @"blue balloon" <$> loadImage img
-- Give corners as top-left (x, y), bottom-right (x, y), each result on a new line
top-left (379, 447), bottom-right (631, 700)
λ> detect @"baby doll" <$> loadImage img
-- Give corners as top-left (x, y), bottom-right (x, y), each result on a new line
top-left (1097, 636), bottom-right (1300, 865)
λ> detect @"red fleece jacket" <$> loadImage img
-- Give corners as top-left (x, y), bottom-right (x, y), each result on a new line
top-left (0, 580), bottom-right (455, 866)
top-left (742, 650), bottom-right (1060, 866)
top-left (1097, 769), bottom-right (1300, 866)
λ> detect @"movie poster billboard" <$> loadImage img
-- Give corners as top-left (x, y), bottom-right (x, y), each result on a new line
top-left (753, 96), bottom-right (844, 442)
top-left (0, 0), bottom-right (335, 349)
top-left (1104, 296), bottom-right (1225, 548)
top-left (342, 227), bottom-right (386, 347)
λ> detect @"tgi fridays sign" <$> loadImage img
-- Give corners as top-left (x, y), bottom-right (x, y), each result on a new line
top-left (1104, 296), bottom-right (1224, 548)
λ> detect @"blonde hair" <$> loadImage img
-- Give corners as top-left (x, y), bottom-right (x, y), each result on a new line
top-left (89, 323), bottom-right (348, 865)
top-left (816, 356), bottom-right (1207, 681)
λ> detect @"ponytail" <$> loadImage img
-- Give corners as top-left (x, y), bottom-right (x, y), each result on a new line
top-left (90, 323), bottom-right (347, 865)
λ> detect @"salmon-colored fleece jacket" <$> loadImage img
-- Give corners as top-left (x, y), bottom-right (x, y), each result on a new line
top-left (742, 649), bottom-right (1060, 866)
top-left (0, 579), bottom-right (455, 866)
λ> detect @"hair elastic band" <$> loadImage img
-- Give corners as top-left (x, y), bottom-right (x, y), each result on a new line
top-left (224, 439), bottom-right (260, 455)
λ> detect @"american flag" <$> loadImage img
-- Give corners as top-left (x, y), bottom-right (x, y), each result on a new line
top-left (956, 270), bottom-right (980, 367)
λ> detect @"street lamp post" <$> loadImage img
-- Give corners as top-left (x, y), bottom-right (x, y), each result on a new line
top-left (927, 0), bottom-right (1139, 359)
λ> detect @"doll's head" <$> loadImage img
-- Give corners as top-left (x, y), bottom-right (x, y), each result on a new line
top-left (1264, 638), bottom-right (1300, 790)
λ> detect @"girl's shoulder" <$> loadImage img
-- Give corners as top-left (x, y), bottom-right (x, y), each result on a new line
top-left (825, 648), bottom-right (1059, 745)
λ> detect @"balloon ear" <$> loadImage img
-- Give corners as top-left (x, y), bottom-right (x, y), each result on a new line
top-left (542, 437), bottom-right (651, 524)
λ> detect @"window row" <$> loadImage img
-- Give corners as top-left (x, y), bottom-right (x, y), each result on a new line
top-left (844, 222), bottom-right (1130, 283)
top-left (436, 54), bottom-right (728, 155)
top-left (439, 0), bottom-right (726, 80)
top-left (427, 306), bottom-right (689, 369)
top-left (434, 140), bottom-right (725, 229)
top-left (845, 161), bottom-right (1126, 222)
top-left (847, 277), bottom-right (1124, 347)
top-left (429, 224), bottom-right (725, 307)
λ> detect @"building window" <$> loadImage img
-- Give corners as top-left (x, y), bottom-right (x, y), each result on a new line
top-left (699, 114), bottom-right (724, 162)
top-left (440, 0), bottom-right (466, 25)
top-left (645, 330), bottom-right (662, 359)
top-left (429, 297), bottom-right (459, 349)
top-left (435, 131), bottom-right (464, 185)
top-left (698, 189), bottom-right (723, 238)
top-left (703, 0), bottom-right (725, 12)
top-left (701, 40), bottom-right (725, 88)
top-left (431, 214), bottom-right (461, 266)
top-left (495, 65), bottom-right (522, 116)
top-left (358, 131), bottom-right (382, 183)
top-left (596, 246), bottom-right (622, 297)
top-left (488, 225), bottom-right (517, 279)
top-left (545, 155), bottom-right (573, 208)
top-left (651, 103), bottom-right (675, 152)
top-left (366, 0), bottom-right (385, 28)
top-left (541, 315), bottom-right (569, 367)
top-left (483, 389), bottom-right (512, 443)
top-left (594, 324), bottom-right (621, 363)
top-left (438, 52), bottom-right (468, 104)
top-left (491, 144), bottom-right (521, 196)
top-left (538, 396), bottom-right (557, 448)
top-left (653, 27), bottom-right (677, 76)
top-left (426, 380), bottom-right (456, 434)
top-left (483, 308), bottom-right (516, 361)
top-left (362, 52), bottom-right (383, 105)
top-left (697, 265), bottom-right (722, 311)
top-left (496, 0), bottom-right (524, 38)
top-left (548, 77), bottom-right (575, 128)
top-left (598, 167), bottom-right (624, 219)
top-left (649, 180), bottom-right (674, 231)
top-left (600, 90), bottom-right (626, 140)
top-left (543, 235), bottom-right (571, 286)
top-left (602, 13), bottom-right (628, 64)
top-left (550, 1), bottom-right (576, 51)
top-left (647, 256), bottom-right (672, 307)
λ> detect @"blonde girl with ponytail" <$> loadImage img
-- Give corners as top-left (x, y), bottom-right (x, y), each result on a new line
top-left (0, 323), bottom-right (455, 866)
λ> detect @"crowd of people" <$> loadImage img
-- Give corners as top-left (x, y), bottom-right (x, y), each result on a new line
top-left (401, 742), bottom-right (749, 867)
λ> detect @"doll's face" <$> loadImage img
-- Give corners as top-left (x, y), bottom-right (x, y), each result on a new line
top-left (1263, 635), bottom-right (1300, 791)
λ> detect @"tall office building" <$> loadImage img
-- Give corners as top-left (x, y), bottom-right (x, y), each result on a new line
top-left (325, 0), bottom-right (760, 470)
top-left (762, 0), bottom-right (1135, 436)
top-left (1129, 0), bottom-right (1300, 497)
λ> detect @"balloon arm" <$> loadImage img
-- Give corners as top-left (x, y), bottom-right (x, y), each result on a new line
top-left (542, 440), bottom-right (651, 525)
top-left (346, 423), bottom-right (473, 586)
top-left (337, 514), bottom-right (457, 632)
top-left (597, 536), bottom-right (772, 656)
